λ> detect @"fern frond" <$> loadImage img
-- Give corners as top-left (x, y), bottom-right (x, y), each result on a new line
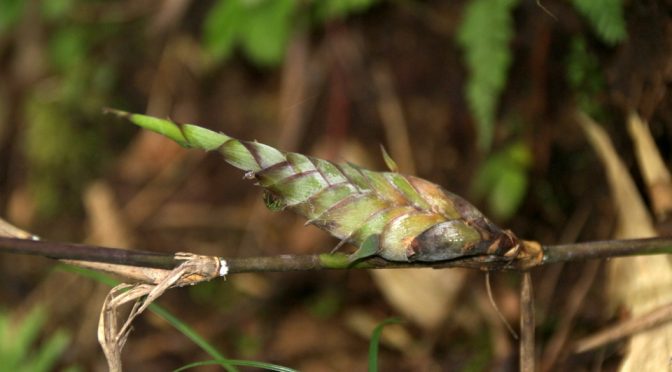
top-left (109, 110), bottom-right (520, 263)
top-left (572, 0), bottom-right (626, 45)
top-left (457, 0), bottom-right (519, 150)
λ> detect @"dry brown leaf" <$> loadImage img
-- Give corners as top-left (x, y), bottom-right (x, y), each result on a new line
top-left (578, 112), bottom-right (655, 238)
top-left (84, 181), bottom-right (134, 248)
top-left (373, 63), bottom-right (416, 175)
top-left (6, 187), bottom-right (36, 229)
top-left (579, 111), bottom-right (672, 371)
top-left (371, 269), bottom-right (466, 330)
top-left (0, 217), bottom-right (36, 239)
top-left (627, 112), bottom-right (672, 220)
top-left (98, 253), bottom-right (225, 371)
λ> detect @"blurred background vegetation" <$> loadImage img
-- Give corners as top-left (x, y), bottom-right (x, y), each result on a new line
top-left (1, 0), bottom-right (670, 370)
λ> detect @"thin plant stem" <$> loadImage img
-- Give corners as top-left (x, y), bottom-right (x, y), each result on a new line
top-left (1, 236), bottom-right (672, 274)
top-left (540, 238), bottom-right (672, 264)
top-left (520, 272), bottom-right (535, 372)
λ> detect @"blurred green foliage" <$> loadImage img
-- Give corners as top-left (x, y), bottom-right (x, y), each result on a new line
top-left (25, 100), bottom-right (106, 216)
top-left (234, 332), bottom-right (262, 358)
top-left (189, 280), bottom-right (237, 310)
top-left (458, 0), bottom-right (625, 219)
top-left (458, 0), bottom-right (625, 151)
top-left (13, 0), bottom-right (121, 217)
top-left (5, 0), bottom-right (626, 221)
top-left (566, 37), bottom-right (606, 119)
top-left (460, 330), bottom-right (493, 372)
top-left (0, 0), bottom-right (24, 33)
top-left (305, 288), bottom-right (342, 319)
top-left (204, 0), bottom-right (296, 66)
top-left (313, 0), bottom-right (380, 21)
top-left (457, 0), bottom-right (519, 151)
top-left (0, 306), bottom-right (72, 371)
top-left (41, 0), bottom-right (76, 20)
top-left (49, 27), bottom-right (90, 72)
top-left (12, 0), bottom-right (383, 218)
top-left (572, 0), bottom-right (626, 45)
top-left (473, 141), bottom-right (532, 220)
top-left (0, 0), bottom-right (644, 370)
top-left (203, 0), bottom-right (379, 67)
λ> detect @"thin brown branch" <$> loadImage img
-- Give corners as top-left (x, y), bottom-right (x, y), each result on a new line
top-left (539, 238), bottom-right (672, 265)
top-left (573, 301), bottom-right (672, 354)
top-left (0, 237), bottom-right (179, 269)
top-left (520, 272), bottom-right (535, 372)
top-left (1, 236), bottom-right (672, 275)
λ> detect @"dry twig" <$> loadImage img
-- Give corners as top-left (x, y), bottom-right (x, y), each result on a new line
top-left (520, 272), bottom-right (535, 372)
top-left (574, 300), bottom-right (672, 354)
top-left (3, 235), bottom-right (672, 274)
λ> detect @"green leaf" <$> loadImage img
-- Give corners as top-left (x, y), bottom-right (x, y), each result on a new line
top-left (0, 306), bottom-right (70, 372)
top-left (12, 307), bottom-right (46, 366)
top-left (319, 252), bottom-right (354, 269)
top-left (203, 0), bottom-right (296, 67)
top-left (28, 330), bottom-right (70, 372)
top-left (149, 305), bottom-right (232, 368)
top-left (314, 0), bottom-right (379, 21)
top-left (566, 37), bottom-right (606, 118)
top-left (572, 0), bottom-right (626, 45)
top-left (49, 27), bottom-right (89, 72)
top-left (26, 99), bottom-right (105, 216)
top-left (473, 141), bottom-right (531, 220)
top-left (368, 317), bottom-right (403, 372)
top-left (203, 0), bottom-right (245, 62)
top-left (457, 0), bottom-right (519, 150)
top-left (348, 234), bottom-right (380, 262)
top-left (0, 0), bottom-right (24, 34)
top-left (41, 0), bottom-right (75, 20)
top-left (489, 165), bottom-right (527, 220)
top-left (306, 289), bottom-right (342, 319)
top-left (0, 311), bottom-right (9, 364)
top-left (239, 0), bottom-right (296, 66)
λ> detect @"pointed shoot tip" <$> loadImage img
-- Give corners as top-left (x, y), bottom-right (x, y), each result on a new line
top-left (380, 145), bottom-right (399, 172)
top-left (105, 108), bottom-right (190, 147)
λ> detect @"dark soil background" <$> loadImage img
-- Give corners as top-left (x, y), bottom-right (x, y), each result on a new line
top-left (1, 0), bottom-right (671, 370)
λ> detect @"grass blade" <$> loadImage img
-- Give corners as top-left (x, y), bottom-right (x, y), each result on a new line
top-left (174, 359), bottom-right (298, 372)
top-left (368, 317), bottom-right (403, 372)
